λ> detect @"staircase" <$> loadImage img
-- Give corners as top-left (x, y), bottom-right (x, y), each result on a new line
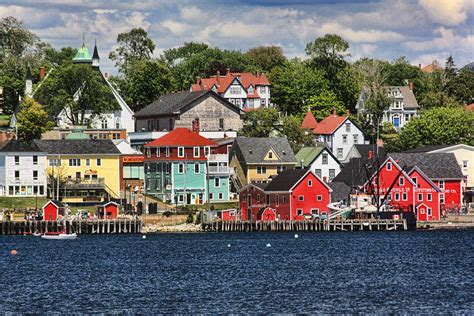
top-left (230, 172), bottom-right (243, 192)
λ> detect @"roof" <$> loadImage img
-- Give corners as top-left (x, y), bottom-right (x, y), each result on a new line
top-left (65, 131), bottom-right (90, 140)
top-left (44, 200), bottom-right (65, 208)
top-left (385, 86), bottom-right (419, 108)
top-left (232, 137), bottom-right (296, 165)
top-left (144, 128), bottom-right (216, 147)
top-left (0, 140), bottom-right (43, 153)
top-left (313, 114), bottom-right (349, 135)
top-left (421, 63), bottom-right (442, 73)
top-left (389, 153), bottom-right (463, 179)
top-left (328, 182), bottom-right (351, 202)
top-left (295, 146), bottom-right (326, 168)
top-left (353, 144), bottom-right (386, 160)
top-left (34, 139), bottom-right (121, 155)
top-left (73, 44), bottom-right (92, 63)
top-left (113, 139), bottom-right (142, 155)
top-left (92, 43), bottom-right (99, 59)
top-left (301, 111), bottom-right (318, 130)
top-left (403, 144), bottom-right (456, 153)
top-left (265, 169), bottom-right (309, 191)
top-left (253, 182), bottom-right (269, 190)
top-left (333, 149), bottom-right (388, 186)
top-left (191, 71), bottom-right (270, 94)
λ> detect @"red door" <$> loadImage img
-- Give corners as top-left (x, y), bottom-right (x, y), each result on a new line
top-left (417, 204), bottom-right (427, 221)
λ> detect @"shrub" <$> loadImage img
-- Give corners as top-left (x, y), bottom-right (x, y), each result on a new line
top-left (163, 211), bottom-right (173, 218)
top-left (186, 213), bottom-right (194, 224)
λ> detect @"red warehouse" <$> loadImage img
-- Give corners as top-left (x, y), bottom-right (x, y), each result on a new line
top-left (42, 200), bottom-right (66, 221)
top-left (239, 183), bottom-right (269, 221)
top-left (408, 167), bottom-right (442, 221)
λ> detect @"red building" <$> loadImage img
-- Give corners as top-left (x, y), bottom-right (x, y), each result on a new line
top-left (239, 169), bottom-right (332, 221)
top-left (42, 200), bottom-right (66, 221)
top-left (97, 201), bottom-right (119, 219)
top-left (408, 167), bottom-right (442, 221)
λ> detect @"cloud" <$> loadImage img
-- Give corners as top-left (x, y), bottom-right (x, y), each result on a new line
top-left (405, 27), bottom-right (474, 52)
top-left (318, 22), bottom-right (404, 43)
top-left (419, 0), bottom-right (472, 26)
top-left (161, 20), bottom-right (189, 35)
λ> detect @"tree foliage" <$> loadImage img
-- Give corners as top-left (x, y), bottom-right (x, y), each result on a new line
top-left (0, 16), bottom-right (39, 61)
top-left (306, 90), bottom-right (346, 120)
top-left (109, 28), bottom-right (155, 72)
top-left (281, 115), bottom-right (315, 152)
top-left (245, 45), bottom-right (286, 73)
top-left (16, 98), bottom-right (54, 141)
top-left (241, 108), bottom-right (281, 137)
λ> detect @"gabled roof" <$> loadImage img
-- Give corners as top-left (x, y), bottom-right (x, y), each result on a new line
top-left (232, 137), bottom-right (296, 165)
top-left (404, 144), bottom-right (462, 153)
top-left (43, 200), bottom-right (65, 209)
top-left (328, 182), bottom-right (351, 202)
top-left (312, 114), bottom-right (349, 135)
top-left (0, 140), bottom-right (44, 153)
top-left (34, 139), bottom-right (121, 155)
top-left (190, 71), bottom-right (270, 94)
top-left (389, 153), bottom-right (463, 180)
top-left (421, 63), bottom-right (442, 73)
top-left (301, 111), bottom-right (318, 130)
top-left (353, 144), bottom-right (386, 160)
top-left (295, 146), bottom-right (339, 168)
top-left (385, 86), bottom-right (419, 108)
top-left (144, 128), bottom-right (216, 147)
top-left (407, 166), bottom-right (442, 192)
top-left (73, 44), bottom-right (92, 63)
top-left (265, 169), bottom-right (309, 192)
top-left (239, 182), bottom-right (268, 193)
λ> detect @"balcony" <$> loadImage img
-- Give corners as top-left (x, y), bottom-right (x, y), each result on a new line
top-left (65, 178), bottom-right (105, 190)
top-left (208, 154), bottom-right (228, 163)
top-left (208, 165), bottom-right (230, 174)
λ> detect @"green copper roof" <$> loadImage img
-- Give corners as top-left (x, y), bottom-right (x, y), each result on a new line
top-left (73, 44), bottom-right (92, 63)
top-left (66, 131), bottom-right (91, 140)
top-left (295, 146), bottom-right (325, 168)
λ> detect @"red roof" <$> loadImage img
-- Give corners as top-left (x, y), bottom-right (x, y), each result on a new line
top-left (301, 111), bottom-right (318, 129)
top-left (465, 103), bottom-right (474, 111)
top-left (313, 114), bottom-right (349, 135)
top-left (144, 128), bottom-right (216, 147)
top-left (190, 70), bottom-right (270, 94)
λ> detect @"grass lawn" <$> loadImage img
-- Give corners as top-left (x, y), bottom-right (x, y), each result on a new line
top-left (187, 201), bottom-right (238, 211)
top-left (0, 197), bottom-right (48, 210)
top-left (0, 114), bottom-right (10, 127)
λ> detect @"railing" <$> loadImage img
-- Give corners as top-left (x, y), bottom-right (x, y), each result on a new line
top-left (208, 166), bottom-right (230, 174)
top-left (208, 154), bottom-right (229, 162)
top-left (65, 178), bottom-right (105, 189)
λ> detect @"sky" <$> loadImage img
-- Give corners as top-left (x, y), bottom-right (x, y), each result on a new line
top-left (1, 0), bottom-right (473, 75)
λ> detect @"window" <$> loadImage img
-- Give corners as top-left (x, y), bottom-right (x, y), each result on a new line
top-left (399, 177), bottom-right (405, 185)
top-left (342, 134), bottom-right (348, 144)
top-left (178, 163), bottom-right (184, 174)
top-left (260, 99), bottom-right (266, 106)
top-left (230, 86), bottom-right (241, 94)
top-left (165, 147), bottom-right (170, 157)
top-left (96, 159), bottom-right (101, 166)
top-left (315, 169), bottom-right (322, 178)
top-left (257, 194), bottom-right (261, 203)
top-left (101, 119), bottom-right (108, 129)
top-left (156, 147), bottom-right (160, 157)
top-left (193, 147), bottom-right (200, 158)
top-left (248, 86), bottom-right (254, 93)
top-left (146, 147), bottom-right (151, 158)
top-left (69, 159), bottom-right (81, 166)
top-left (387, 193), bottom-right (392, 201)
top-left (14, 156), bottom-right (19, 165)
top-left (412, 177), bottom-right (417, 187)
top-left (308, 180), bottom-right (312, 187)
top-left (298, 195), bottom-right (304, 201)
top-left (179, 194), bottom-right (185, 203)
top-left (260, 86), bottom-right (266, 94)
top-left (178, 147), bottom-right (184, 158)
top-left (33, 170), bottom-right (38, 180)
top-left (49, 159), bottom-right (61, 166)
top-left (402, 192), bottom-right (407, 201)
top-left (194, 163), bottom-right (200, 173)
top-left (15, 171), bottom-right (20, 181)
top-left (86, 159), bottom-right (90, 167)
top-left (317, 195), bottom-right (322, 201)
top-left (268, 151), bottom-right (273, 159)
top-left (345, 123), bottom-right (351, 132)
top-left (219, 118), bottom-right (224, 130)
top-left (322, 154), bottom-right (328, 165)
top-left (462, 160), bottom-right (468, 168)
top-left (296, 209), bottom-right (303, 216)
top-left (257, 166), bottom-right (266, 174)
top-left (214, 177), bottom-right (220, 188)
top-left (337, 148), bottom-right (343, 159)
top-left (276, 194), bottom-right (279, 206)
top-left (353, 134), bottom-right (358, 144)
top-left (282, 196), bottom-right (287, 203)
top-left (395, 193), bottom-right (400, 201)
top-left (427, 193), bottom-right (432, 201)
top-left (418, 193), bottom-right (423, 201)
top-left (33, 156), bottom-right (38, 165)
top-left (440, 194), bottom-right (445, 204)
top-left (209, 193), bottom-right (214, 200)
top-left (277, 165), bottom-right (286, 174)
top-left (427, 208), bottom-right (432, 216)
top-left (387, 162), bottom-right (392, 171)
top-left (329, 169), bottom-right (335, 180)
top-left (439, 180), bottom-right (444, 189)
top-left (204, 147), bottom-right (210, 157)
top-left (266, 194), bottom-right (270, 206)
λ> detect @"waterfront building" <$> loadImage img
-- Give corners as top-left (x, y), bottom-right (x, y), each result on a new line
top-left (356, 84), bottom-right (419, 130)
top-left (239, 169), bottom-right (332, 221)
top-left (42, 200), bottom-right (66, 221)
top-left (302, 110), bottom-right (366, 161)
top-left (143, 128), bottom-right (231, 205)
top-left (295, 146), bottom-right (342, 182)
top-left (113, 139), bottom-right (144, 200)
top-left (34, 139), bottom-right (121, 204)
top-left (190, 69), bottom-right (271, 110)
top-left (0, 140), bottom-right (47, 197)
top-left (96, 201), bottom-right (119, 219)
top-left (229, 137), bottom-right (296, 187)
top-left (134, 90), bottom-right (244, 133)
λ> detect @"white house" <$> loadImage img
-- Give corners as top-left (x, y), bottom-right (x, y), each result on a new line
top-left (295, 146), bottom-right (342, 182)
top-left (302, 110), bottom-right (367, 161)
top-left (356, 83), bottom-right (419, 130)
top-left (190, 69), bottom-right (271, 110)
top-left (0, 140), bottom-right (47, 197)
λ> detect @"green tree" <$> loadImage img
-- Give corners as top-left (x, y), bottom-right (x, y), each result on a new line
top-left (245, 45), bottom-right (287, 73)
top-left (241, 108), bottom-right (281, 137)
top-left (444, 69), bottom-right (474, 105)
top-left (42, 46), bottom-right (77, 66)
top-left (382, 56), bottom-right (423, 86)
top-left (162, 42), bottom-right (210, 64)
top-left (109, 28), bottom-right (155, 72)
top-left (306, 90), bottom-right (346, 120)
top-left (281, 115), bottom-right (314, 152)
top-left (111, 59), bottom-right (175, 112)
top-left (398, 107), bottom-right (474, 150)
top-left (0, 16), bottom-right (39, 61)
top-left (269, 59), bottom-right (328, 115)
top-left (16, 97), bottom-right (54, 141)
top-left (35, 63), bottom-right (118, 126)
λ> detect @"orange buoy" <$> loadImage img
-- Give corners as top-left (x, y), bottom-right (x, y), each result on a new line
top-left (10, 250), bottom-right (18, 255)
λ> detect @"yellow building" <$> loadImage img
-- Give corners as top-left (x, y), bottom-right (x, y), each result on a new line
top-left (34, 139), bottom-right (121, 204)
top-left (230, 137), bottom-right (296, 186)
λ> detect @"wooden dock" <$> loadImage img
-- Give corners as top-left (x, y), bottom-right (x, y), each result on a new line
top-left (202, 219), bottom-right (408, 232)
top-left (0, 219), bottom-right (143, 235)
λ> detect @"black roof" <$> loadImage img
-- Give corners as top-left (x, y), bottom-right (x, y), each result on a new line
top-left (92, 43), bottom-right (99, 59)
top-left (265, 169), bottom-right (309, 191)
top-left (354, 144), bottom-right (386, 160)
top-left (328, 182), bottom-right (351, 202)
top-left (403, 144), bottom-right (455, 153)
top-left (0, 140), bottom-right (43, 153)
top-left (253, 182), bottom-right (269, 190)
top-left (51, 200), bottom-right (65, 208)
top-left (34, 139), bottom-right (121, 155)
top-left (389, 153), bottom-right (463, 179)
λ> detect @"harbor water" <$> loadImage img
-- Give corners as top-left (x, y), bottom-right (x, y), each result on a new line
top-left (1, 231), bottom-right (473, 314)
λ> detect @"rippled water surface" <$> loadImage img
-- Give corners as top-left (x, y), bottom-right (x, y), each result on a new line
top-left (1, 231), bottom-right (473, 314)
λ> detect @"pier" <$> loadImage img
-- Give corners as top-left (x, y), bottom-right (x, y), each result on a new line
top-left (0, 219), bottom-right (143, 235)
top-left (202, 219), bottom-right (408, 232)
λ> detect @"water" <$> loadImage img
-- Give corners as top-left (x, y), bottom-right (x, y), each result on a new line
top-left (1, 231), bottom-right (473, 314)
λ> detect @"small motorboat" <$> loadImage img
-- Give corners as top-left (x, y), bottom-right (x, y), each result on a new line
top-left (32, 232), bottom-right (42, 237)
top-left (41, 232), bottom-right (77, 240)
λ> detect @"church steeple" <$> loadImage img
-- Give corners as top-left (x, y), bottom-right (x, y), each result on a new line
top-left (73, 35), bottom-right (92, 64)
top-left (92, 38), bottom-right (100, 68)
top-left (25, 64), bottom-right (33, 98)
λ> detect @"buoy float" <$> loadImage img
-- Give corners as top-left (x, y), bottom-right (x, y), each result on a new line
top-left (142, 235), bottom-right (146, 239)
top-left (294, 234), bottom-right (299, 239)
top-left (10, 250), bottom-right (17, 255)
top-left (266, 243), bottom-right (271, 248)
top-left (227, 244), bottom-right (231, 248)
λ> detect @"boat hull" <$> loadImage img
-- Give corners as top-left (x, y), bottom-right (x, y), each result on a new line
top-left (41, 233), bottom-right (77, 240)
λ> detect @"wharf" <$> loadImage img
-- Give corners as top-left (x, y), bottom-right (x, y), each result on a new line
top-left (202, 219), bottom-right (408, 232)
top-left (0, 219), bottom-right (142, 235)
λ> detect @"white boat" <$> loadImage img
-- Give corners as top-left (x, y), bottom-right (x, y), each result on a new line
top-left (41, 233), bottom-right (77, 240)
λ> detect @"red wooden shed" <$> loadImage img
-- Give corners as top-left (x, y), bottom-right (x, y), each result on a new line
top-left (97, 201), bottom-right (120, 219)
top-left (42, 200), bottom-right (66, 221)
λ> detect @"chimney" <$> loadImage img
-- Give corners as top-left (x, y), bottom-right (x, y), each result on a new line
top-left (192, 118), bottom-right (200, 133)
top-left (104, 72), bottom-right (108, 79)
top-left (346, 109), bottom-right (350, 115)
top-left (256, 70), bottom-right (259, 78)
top-left (226, 68), bottom-right (230, 76)
top-left (39, 67), bottom-right (45, 81)
top-left (331, 107), bottom-right (336, 115)
top-left (409, 80), bottom-right (413, 91)
top-left (216, 70), bottom-right (220, 85)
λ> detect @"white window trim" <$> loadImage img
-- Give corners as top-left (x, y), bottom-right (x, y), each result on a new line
top-left (193, 147), bottom-right (200, 158)
top-left (317, 195), bottom-right (322, 201)
top-left (427, 193), bottom-right (432, 201)
top-left (387, 162), bottom-right (392, 171)
top-left (156, 147), bottom-right (160, 157)
top-left (178, 147), bottom-right (184, 158)
top-left (418, 193), bottom-right (423, 201)
top-left (165, 147), bottom-right (170, 157)
top-left (178, 163), bottom-right (184, 174)
top-left (194, 162), bottom-right (200, 174)
top-left (298, 195), bottom-right (304, 201)
top-left (308, 180), bottom-right (312, 187)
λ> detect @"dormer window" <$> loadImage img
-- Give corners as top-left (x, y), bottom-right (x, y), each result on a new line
top-left (268, 151), bottom-right (273, 159)
top-left (212, 86), bottom-right (217, 92)
top-left (146, 148), bottom-right (151, 158)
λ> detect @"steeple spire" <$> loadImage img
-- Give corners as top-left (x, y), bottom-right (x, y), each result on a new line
top-left (25, 64), bottom-right (33, 98)
top-left (92, 37), bottom-right (100, 67)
